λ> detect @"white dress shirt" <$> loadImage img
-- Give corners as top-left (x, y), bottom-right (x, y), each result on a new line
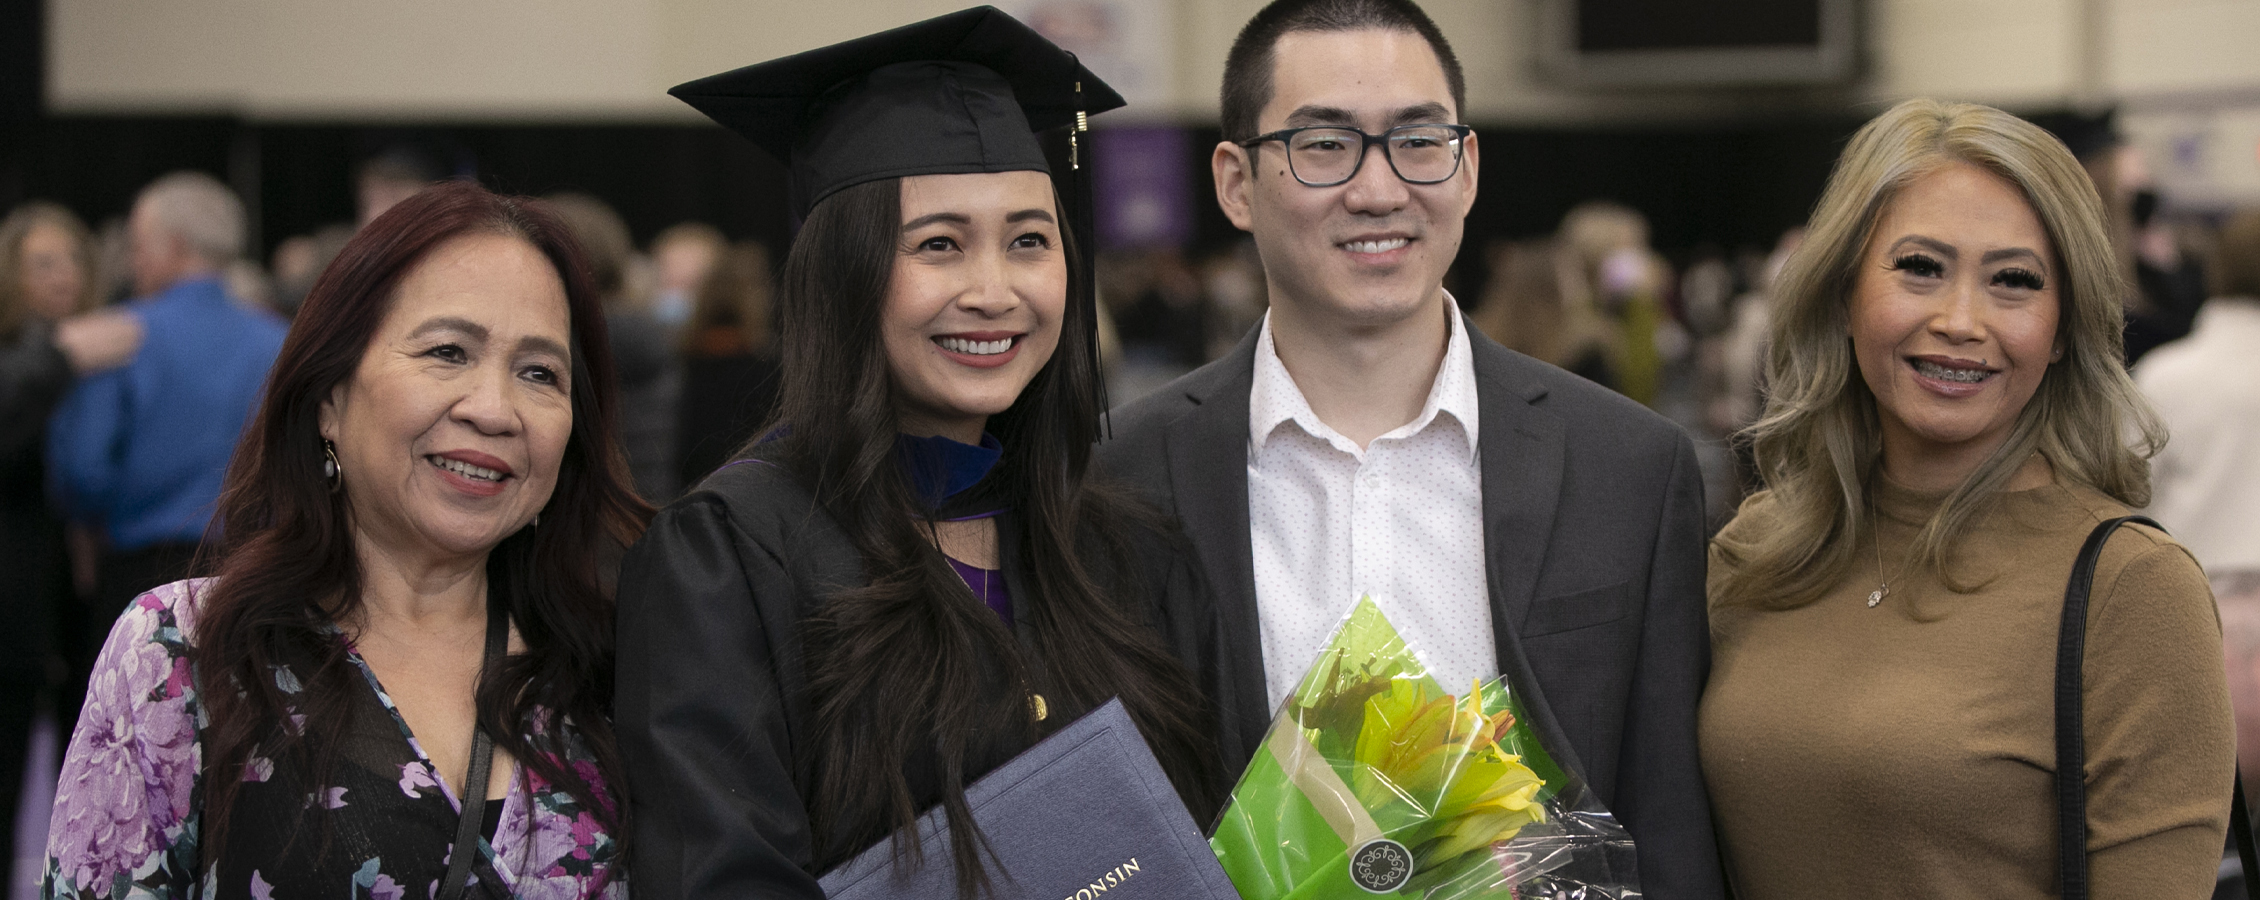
top-left (1248, 306), bottom-right (1493, 714)
top-left (2137, 298), bottom-right (2260, 574)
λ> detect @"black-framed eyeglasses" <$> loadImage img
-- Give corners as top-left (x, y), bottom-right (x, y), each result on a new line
top-left (1239, 124), bottom-right (1474, 187)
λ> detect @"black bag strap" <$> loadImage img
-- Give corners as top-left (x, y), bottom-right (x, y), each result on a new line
top-left (2237, 774), bottom-right (2260, 898)
top-left (438, 599), bottom-right (508, 900)
top-left (2055, 515), bottom-right (2260, 899)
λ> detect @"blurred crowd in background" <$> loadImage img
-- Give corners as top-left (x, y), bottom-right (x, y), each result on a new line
top-left (6, 116), bottom-right (2239, 515)
top-left (5, 114), bottom-right (2239, 529)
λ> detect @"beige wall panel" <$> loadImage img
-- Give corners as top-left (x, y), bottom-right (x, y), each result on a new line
top-left (242, 0), bottom-right (662, 116)
top-left (2108, 0), bottom-right (2260, 98)
top-left (43, 0), bottom-right (2260, 122)
top-left (1423, 0), bottom-right (1528, 120)
top-left (653, 0), bottom-right (974, 101)
top-left (53, 0), bottom-right (678, 118)
top-left (1166, 0), bottom-right (1617, 123)
top-left (1863, 0), bottom-right (2080, 107)
top-left (50, 0), bottom-right (251, 111)
top-left (1175, 0), bottom-right (1268, 118)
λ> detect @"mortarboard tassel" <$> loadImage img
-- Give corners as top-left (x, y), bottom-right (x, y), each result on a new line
top-left (1068, 67), bottom-right (1111, 441)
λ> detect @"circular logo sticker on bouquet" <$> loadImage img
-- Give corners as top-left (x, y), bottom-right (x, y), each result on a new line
top-left (1349, 838), bottom-right (1413, 893)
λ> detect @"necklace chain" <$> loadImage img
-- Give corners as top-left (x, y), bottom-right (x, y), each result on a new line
top-left (942, 557), bottom-right (1042, 722)
top-left (947, 557), bottom-right (990, 598)
top-left (1865, 504), bottom-right (1908, 608)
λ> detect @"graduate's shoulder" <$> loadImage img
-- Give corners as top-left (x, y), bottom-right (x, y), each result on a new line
top-left (656, 457), bottom-right (837, 552)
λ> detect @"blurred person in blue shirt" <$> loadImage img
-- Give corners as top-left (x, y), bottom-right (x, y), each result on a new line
top-left (46, 171), bottom-right (286, 626)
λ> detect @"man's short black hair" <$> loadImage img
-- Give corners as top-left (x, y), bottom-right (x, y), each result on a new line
top-left (1219, 0), bottom-right (1467, 143)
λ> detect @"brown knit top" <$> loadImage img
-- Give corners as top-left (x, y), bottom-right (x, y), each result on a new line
top-left (1700, 472), bottom-right (2234, 899)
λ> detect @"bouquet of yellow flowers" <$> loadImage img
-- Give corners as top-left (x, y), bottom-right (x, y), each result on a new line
top-left (1210, 597), bottom-right (1639, 899)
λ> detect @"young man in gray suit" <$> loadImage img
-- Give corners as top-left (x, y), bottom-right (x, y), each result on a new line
top-left (1096, 1), bottom-right (1723, 895)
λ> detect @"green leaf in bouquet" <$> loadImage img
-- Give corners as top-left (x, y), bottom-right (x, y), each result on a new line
top-left (1213, 597), bottom-right (1594, 900)
top-left (1288, 598), bottom-right (1422, 765)
top-left (1485, 683), bottom-right (1568, 806)
top-left (1211, 740), bottom-right (1347, 900)
top-left (1348, 674), bottom-right (1551, 873)
top-left (1349, 678), bottom-right (1458, 816)
top-left (1295, 597), bottom-right (1426, 694)
top-left (1426, 741), bottom-right (1546, 860)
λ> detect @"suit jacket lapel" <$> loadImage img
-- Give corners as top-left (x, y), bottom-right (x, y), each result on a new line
top-left (1468, 327), bottom-right (1591, 781)
top-left (1473, 335), bottom-right (1565, 637)
top-left (1162, 329), bottom-right (1270, 763)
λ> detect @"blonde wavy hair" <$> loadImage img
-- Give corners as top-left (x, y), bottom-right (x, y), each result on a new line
top-left (1712, 98), bottom-right (2164, 609)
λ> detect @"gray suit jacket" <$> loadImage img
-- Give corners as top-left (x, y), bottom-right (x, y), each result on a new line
top-left (1096, 321), bottom-right (1724, 899)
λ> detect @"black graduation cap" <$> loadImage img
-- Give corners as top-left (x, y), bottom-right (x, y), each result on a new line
top-left (670, 5), bottom-right (1123, 436)
top-left (669, 5), bottom-right (1126, 219)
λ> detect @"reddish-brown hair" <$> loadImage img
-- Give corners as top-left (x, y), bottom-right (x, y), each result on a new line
top-left (192, 181), bottom-right (651, 872)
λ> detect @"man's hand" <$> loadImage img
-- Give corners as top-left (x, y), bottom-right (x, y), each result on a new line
top-left (53, 310), bottom-right (145, 374)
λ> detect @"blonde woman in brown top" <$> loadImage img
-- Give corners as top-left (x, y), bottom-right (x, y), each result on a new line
top-left (1701, 98), bottom-right (2235, 898)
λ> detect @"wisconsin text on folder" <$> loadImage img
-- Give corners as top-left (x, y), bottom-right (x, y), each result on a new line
top-left (1062, 858), bottom-right (1142, 900)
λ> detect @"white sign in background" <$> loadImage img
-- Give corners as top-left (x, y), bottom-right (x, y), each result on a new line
top-left (2124, 105), bottom-right (2260, 211)
top-left (990, 0), bottom-right (1176, 122)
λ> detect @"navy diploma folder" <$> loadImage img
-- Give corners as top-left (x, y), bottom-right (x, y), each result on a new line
top-left (816, 698), bottom-right (1241, 899)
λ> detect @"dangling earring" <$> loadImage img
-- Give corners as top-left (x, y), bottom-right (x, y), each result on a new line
top-left (323, 440), bottom-right (342, 493)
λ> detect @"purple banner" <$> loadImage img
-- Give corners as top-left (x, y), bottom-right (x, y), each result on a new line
top-left (1093, 126), bottom-right (1193, 251)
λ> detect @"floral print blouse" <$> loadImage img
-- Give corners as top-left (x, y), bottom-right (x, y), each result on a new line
top-left (42, 580), bottom-right (626, 900)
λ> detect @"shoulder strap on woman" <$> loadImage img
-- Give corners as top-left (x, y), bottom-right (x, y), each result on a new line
top-left (2237, 776), bottom-right (2260, 899)
top-left (2055, 515), bottom-right (2260, 899)
top-left (438, 598), bottom-right (509, 900)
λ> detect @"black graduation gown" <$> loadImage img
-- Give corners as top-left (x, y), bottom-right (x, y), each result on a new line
top-left (613, 459), bottom-right (1230, 900)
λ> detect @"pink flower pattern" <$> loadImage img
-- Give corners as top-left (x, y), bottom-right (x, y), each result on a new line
top-left (39, 581), bottom-right (625, 899)
top-left (397, 761), bottom-right (438, 799)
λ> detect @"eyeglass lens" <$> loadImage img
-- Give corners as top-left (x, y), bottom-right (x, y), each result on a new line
top-left (1286, 126), bottom-right (1463, 185)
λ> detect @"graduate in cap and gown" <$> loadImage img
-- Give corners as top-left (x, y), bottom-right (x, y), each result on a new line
top-left (612, 8), bottom-right (1229, 899)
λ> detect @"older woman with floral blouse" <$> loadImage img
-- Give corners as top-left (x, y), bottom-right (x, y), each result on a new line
top-left (42, 182), bottom-right (649, 900)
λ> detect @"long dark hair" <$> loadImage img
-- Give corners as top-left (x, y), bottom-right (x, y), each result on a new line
top-left (766, 178), bottom-right (1219, 896)
top-left (191, 182), bottom-right (652, 871)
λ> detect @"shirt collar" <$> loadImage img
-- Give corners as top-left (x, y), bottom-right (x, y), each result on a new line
top-left (1248, 296), bottom-right (1480, 460)
top-left (1428, 303), bottom-right (1481, 455)
top-left (1248, 315), bottom-right (1316, 456)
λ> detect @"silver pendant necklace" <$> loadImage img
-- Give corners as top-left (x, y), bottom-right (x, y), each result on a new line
top-left (1866, 505), bottom-right (1906, 608)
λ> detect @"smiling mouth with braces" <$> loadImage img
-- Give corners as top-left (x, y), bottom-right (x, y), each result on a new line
top-left (1911, 359), bottom-right (1991, 383)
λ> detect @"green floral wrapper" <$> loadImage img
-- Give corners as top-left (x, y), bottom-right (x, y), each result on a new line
top-left (1210, 597), bottom-right (1640, 899)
